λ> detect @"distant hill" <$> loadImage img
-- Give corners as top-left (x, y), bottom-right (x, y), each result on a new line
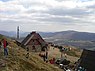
top-left (1, 30), bottom-right (95, 41)
top-left (39, 31), bottom-right (95, 49)
top-left (41, 31), bottom-right (95, 41)
top-left (0, 31), bottom-right (29, 38)
top-left (0, 34), bottom-right (3, 39)
top-left (0, 31), bottom-right (16, 37)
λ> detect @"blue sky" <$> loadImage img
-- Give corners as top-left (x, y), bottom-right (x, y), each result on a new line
top-left (0, 0), bottom-right (95, 32)
top-left (0, 0), bottom-right (10, 2)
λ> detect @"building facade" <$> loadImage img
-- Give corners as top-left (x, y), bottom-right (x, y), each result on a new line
top-left (21, 31), bottom-right (47, 52)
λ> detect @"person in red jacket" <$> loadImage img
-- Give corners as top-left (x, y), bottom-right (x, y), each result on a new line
top-left (49, 58), bottom-right (55, 64)
top-left (2, 38), bottom-right (8, 57)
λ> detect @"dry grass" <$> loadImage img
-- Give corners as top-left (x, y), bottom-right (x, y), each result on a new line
top-left (0, 36), bottom-right (63, 71)
top-left (0, 35), bottom-right (82, 71)
top-left (48, 46), bottom-right (82, 63)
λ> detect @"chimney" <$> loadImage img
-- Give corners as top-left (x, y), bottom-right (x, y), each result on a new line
top-left (31, 31), bottom-right (36, 34)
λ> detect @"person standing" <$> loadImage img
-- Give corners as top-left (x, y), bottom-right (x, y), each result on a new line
top-left (2, 39), bottom-right (8, 57)
top-left (26, 47), bottom-right (29, 59)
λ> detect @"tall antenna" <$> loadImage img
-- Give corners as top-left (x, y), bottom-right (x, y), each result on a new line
top-left (17, 26), bottom-right (19, 39)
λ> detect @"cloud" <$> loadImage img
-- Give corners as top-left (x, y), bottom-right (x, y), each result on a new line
top-left (45, 7), bottom-right (90, 17)
top-left (87, 4), bottom-right (95, 10)
top-left (0, 0), bottom-right (95, 32)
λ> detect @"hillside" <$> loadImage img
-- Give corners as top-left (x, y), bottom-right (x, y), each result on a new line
top-left (0, 34), bottom-right (4, 39)
top-left (0, 35), bottom-right (62, 71)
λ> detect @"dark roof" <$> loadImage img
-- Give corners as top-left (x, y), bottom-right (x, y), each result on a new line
top-left (78, 49), bottom-right (95, 71)
top-left (21, 34), bottom-right (31, 45)
top-left (21, 32), bottom-right (46, 46)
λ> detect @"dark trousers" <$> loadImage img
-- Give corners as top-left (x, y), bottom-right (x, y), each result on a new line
top-left (4, 48), bottom-right (8, 56)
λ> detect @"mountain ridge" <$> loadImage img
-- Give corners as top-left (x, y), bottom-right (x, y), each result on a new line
top-left (0, 30), bottom-right (95, 41)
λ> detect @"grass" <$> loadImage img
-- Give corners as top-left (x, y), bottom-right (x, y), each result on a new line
top-left (0, 35), bottom-right (63, 71)
top-left (62, 46), bottom-right (82, 57)
top-left (0, 34), bottom-right (82, 71)
top-left (66, 50), bottom-right (80, 57)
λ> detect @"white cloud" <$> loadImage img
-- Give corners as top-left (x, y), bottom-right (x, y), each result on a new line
top-left (0, 0), bottom-right (95, 33)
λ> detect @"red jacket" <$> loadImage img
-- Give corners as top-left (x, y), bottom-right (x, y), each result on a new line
top-left (3, 39), bottom-right (6, 48)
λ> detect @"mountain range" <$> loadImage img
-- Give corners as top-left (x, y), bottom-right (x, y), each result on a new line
top-left (0, 30), bottom-right (95, 41)
top-left (40, 30), bottom-right (95, 41)
top-left (39, 31), bottom-right (95, 49)
top-left (0, 30), bottom-right (95, 49)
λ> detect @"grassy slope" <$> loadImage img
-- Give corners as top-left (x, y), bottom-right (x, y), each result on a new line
top-left (0, 35), bottom-right (62, 71)
top-left (48, 46), bottom-right (82, 63)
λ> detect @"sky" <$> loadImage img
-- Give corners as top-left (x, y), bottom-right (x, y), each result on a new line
top-left (0, 0), bottom-right (95, 33)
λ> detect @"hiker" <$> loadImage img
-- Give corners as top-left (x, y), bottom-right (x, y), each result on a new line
top-left (2, 39), bottom-right (8, 57)
top-left (39, 53), bottom-right (41, 57)
top-left (26, 47), bottom-right (29, 51)
top-left (26, 47), bottom-right (29, 59)
top-left (26, 53), bottom-right (29, 59)
top-left (45, 51), bottom-right (48, 63)
top-left (49, 59), bottom-right (54, 64)
top-left (49, 58), bottom-right (55, 64)
top-left (43, 53), bottom-right (46, 62)
top-left (45, 51), bottom-right (48, 60)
